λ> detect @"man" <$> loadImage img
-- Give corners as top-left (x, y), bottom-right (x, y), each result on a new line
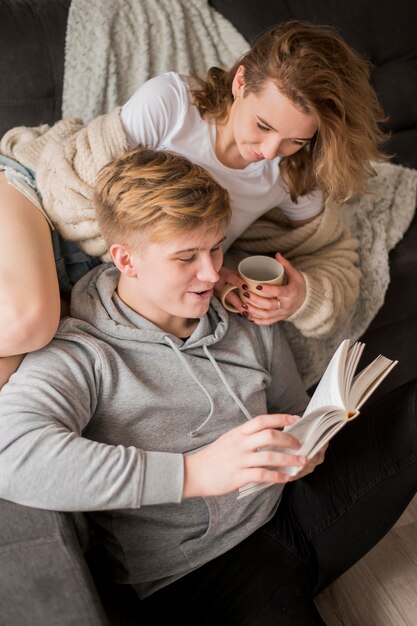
top-left (1, 147), bottom-right (415, 626)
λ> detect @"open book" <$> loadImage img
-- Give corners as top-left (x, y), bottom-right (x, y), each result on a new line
top-left (238, 339), bottom-right (398, 499)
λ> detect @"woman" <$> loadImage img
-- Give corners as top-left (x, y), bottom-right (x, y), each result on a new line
top-left (0, 20), bottom-right (387, 386)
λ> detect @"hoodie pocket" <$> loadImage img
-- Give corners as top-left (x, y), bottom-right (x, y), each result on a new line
top-left (179, 493), bottom-right (242, 569)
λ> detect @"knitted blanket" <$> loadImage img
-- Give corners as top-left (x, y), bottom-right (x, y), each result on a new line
top-left (62, 0), bottom-right (249, 122)
top-left (277, 163), bottom-right (417, 387)
top-left (60, 1), bottom-right (417, 386)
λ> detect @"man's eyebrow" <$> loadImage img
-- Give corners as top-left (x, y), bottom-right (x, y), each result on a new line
top-left (258, 116), bottom-right (313, 141)
top-left (171, 236), bottom-right (227, 255)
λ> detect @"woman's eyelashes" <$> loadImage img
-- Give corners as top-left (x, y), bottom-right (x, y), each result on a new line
top-left (256, 122), bottom-right (309, 147)
top-left (256, 121), bottom-right (270, 132)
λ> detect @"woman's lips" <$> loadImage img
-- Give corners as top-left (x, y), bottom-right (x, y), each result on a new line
top-left (251, 149), bottom-right (263, 160)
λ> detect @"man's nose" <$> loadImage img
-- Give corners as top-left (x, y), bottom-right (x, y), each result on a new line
top-left (196, 256), bottom-right (220, 283)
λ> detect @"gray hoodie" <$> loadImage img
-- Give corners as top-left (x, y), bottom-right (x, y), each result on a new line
top-left (0, 263), bottom-right (308, 597)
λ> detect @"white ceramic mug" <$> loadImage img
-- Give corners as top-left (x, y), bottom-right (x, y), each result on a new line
top-left (220, 255), bottom-right (285, 313)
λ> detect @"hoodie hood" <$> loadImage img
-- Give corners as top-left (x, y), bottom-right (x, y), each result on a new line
top-left (70, 263), bottom-right (252, 437)
top-left (70, 262), bottom-right (230, 350)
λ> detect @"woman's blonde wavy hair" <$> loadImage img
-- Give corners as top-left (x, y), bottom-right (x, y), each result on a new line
top-left (94, 147), bottom-right (231, 249)
top-left (191, 20), bottom-right (389, 204)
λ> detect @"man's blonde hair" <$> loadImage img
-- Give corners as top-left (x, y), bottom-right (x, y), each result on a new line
top-left (94, 147), bottom-right (231, 249)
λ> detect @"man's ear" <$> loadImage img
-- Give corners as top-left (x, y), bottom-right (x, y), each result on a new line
top-left (110, 243), bottom-right (138, 277)
top-left (232, 64), bottom-right (246, 99)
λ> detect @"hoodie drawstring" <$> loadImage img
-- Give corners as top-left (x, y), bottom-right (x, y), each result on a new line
top-left (203, 346), bottom-right (252, 421)
top-left (164, 336), bottom-right (252, 437)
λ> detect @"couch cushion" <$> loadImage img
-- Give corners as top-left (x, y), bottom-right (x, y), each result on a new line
top-left (0, 499), bottom-right (108, 626)
top-left (0, 0), bottom-right (70, 139)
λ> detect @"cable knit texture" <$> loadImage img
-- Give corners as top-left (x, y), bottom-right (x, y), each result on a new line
top-left (1, 108), bottom-right (127, 260)
top-left (225, 203), bottom-right (361, 339)
top-left (230, 163), bottom-right (417, 387)
top-left (2, 113), bottom-right (416, 385)
top-left (62, 0), bottom-right (249, 122)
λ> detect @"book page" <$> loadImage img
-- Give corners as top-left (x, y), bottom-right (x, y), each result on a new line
top-left (302, 340), bottom-right (350, 415)
top-left (237, 480), bottom-right (273, 498)
top-left (295, 408), bottom-right (356, 457)
top-left (349, 356), bottom-right (398, 409)
top-left (284, 406), bottom-right (342, 448)
top-left (342, 342), bottom-right (365, 402)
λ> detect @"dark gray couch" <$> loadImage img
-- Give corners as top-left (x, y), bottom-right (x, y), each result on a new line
top-left (0, 1), bottom-right (416, 624)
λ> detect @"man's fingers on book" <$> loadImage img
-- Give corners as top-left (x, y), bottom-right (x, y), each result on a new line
top-left (251, 467), bottom-right (293, 485)
top-left (276, 432), bottom-right (302, 451)
top-left (310, 448), bottom-right (327, 464)
top-left (238, 341), bottom-right (397, 500)
top-left (248, 429), bottom-right (302, 453)
top-left (243, 413), bottom-right (300, 433)
top-left (251, 450), bottom-right (306, 469)
top-left (307, 442), bottom-right (329, 464)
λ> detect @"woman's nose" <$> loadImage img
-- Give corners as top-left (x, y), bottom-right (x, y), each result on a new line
top-left (262, 136), bottom-right (283, 160)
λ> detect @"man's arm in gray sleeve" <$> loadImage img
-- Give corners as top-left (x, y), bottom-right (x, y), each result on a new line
top-left (0, 338), bottom-right (183, 511)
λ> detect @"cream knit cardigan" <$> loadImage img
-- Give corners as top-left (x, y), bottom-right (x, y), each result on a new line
top-left (4, 112), bottom-right (417, 388)
top-left (1, 109), bottom-right (128, 260)
top-left (225, 204), bottom-right (360, 339)
top-left (0, 108), bottom-right (360, 343)
top-left (0, 108), bottom-right (361, 344)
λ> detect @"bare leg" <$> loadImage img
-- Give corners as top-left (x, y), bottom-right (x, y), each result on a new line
top-left (0, 172), bottom-right (60, 383)
top-left (0, 354), bottom-right (25, 388)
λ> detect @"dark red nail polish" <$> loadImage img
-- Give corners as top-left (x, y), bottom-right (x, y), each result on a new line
top-left (242, 283), bottom-right (249, 290)
top-left (256, 285), bottom-right (263, 291)
top-left (243, 291), bottom-right (250, 298)
top-left (242, 311), bottom-right (249, 317)
top-left (242, 304), bottom-right (248, 309)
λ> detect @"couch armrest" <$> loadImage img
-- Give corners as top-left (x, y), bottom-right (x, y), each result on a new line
top-left (0, 498), bottom-right (109, 626)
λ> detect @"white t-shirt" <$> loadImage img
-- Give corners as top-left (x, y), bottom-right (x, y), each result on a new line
top-left (121, 72), bottom-right (323, 251)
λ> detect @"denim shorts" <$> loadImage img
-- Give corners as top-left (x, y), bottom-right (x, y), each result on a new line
top-left (0, 154), bottom-right (100, 294)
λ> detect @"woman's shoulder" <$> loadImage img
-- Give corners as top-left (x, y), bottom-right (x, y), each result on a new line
top-left (126, 71), bottom-right (191, 106)
top-left (121, 71), bottom-right (192, 116)
top-left (120, 71), bottom-right (192, 146)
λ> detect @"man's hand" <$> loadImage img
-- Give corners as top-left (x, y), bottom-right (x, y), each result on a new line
top-left (183, 413), bottom-right (307, 498)
top-left (287, 443), bottom-right (328, 481)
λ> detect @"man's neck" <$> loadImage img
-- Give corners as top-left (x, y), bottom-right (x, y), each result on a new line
top-left (116, 277), bottom-right (199, 338)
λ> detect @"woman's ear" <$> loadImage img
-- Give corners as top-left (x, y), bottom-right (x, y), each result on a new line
top-left (110, 243), bottom-right (138, 277)
top-left (232, 64), bottom-right (246, 99)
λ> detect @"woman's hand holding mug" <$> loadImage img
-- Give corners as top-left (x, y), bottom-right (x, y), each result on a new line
top-left (218, 253), bottom-right (306, 324)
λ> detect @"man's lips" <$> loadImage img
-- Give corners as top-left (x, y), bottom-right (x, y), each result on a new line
top-left (188, 288), bottom-right (214, 300)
